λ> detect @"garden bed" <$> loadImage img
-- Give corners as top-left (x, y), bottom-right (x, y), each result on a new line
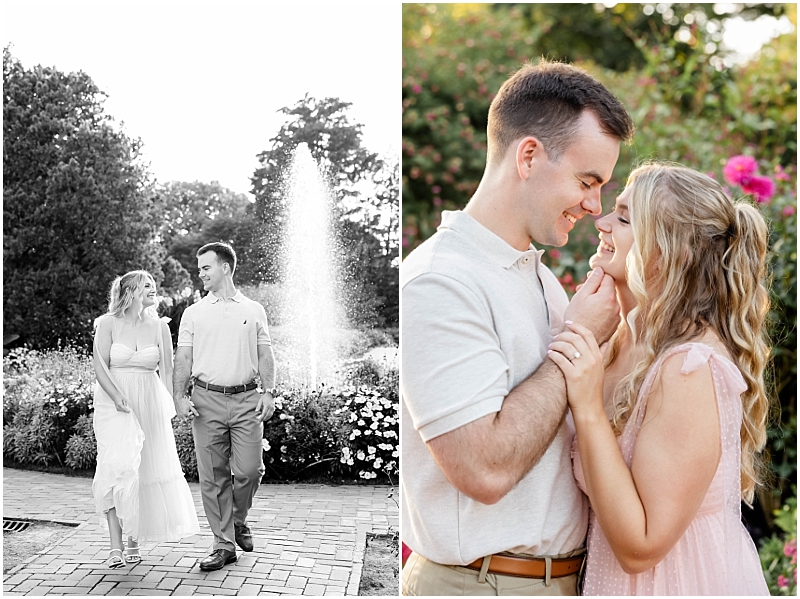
top-left (359, 532), bottom-right (399, 596)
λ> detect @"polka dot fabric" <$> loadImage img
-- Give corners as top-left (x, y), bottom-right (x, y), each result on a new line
top-left (572, 343), bottom-right (769, 595)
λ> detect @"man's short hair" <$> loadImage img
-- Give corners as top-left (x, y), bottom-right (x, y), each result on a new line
top-left (487, 59), bottom-right (635, 164)
top-left (197, 241), bottom-right (237, 275)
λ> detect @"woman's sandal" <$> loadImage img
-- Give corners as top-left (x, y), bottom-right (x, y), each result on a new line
top-left (124, 544), bottom-right (142, 565)
top-left (106, 548), bottom-right (125, 569)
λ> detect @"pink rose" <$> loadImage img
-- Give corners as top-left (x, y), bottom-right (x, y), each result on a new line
top-left (783, 205), bottom-right (796, 217)
top-left (723, 155), bottom-right (758, 186)
top-left (777, 574), bottom-right (789, 589)
top-left (743, 175), bottom-right (776, 203)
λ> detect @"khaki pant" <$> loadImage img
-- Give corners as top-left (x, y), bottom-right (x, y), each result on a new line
top-left (402, 552), bottom-right (580, 596)
top-left (191, 386), bottom-right (265, 551)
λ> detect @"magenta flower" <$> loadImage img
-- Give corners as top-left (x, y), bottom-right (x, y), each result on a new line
top-left (777, 574), bottom-right (789, 589)
top-left (723, 155), bottom-right (758, 185)
top-left (412, 84), bottom-right (422, 94)
top-left (743, 175), bottom-right (776, 203)
top-left (775, 164), bottom-right (792, 182)
top-left (783, 205), bottom-right (796, 217)
top-left (785, 539), bottom-right (797, 559)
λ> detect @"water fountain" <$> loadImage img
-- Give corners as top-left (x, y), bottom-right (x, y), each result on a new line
top-left (278, 143), bottom-right (345, 389)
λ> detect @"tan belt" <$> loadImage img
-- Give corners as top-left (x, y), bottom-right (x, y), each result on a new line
top-left (463, 553), bottom-right (584, 579)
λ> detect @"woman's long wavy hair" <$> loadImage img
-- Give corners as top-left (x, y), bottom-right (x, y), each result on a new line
top-left (94, 270), bottom-right (157, 328)
top-left (608, 161), bottom-right (771, 505)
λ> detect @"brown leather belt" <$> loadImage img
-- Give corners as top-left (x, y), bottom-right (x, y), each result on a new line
top-left (194, 378), bottom-right (258, 395)
top-left (463, 553), bottom-right (584, 579)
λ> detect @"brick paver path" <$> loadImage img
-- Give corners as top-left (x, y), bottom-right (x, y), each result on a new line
top-left (3, 468), bottom-right (398, 595)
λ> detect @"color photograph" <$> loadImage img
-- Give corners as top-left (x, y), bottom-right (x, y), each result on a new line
top-left (401, 3), bottom-right (795, 596)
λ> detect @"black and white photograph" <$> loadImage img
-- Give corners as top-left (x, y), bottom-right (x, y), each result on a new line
top-left (3, 1), bottom-right (400, 595)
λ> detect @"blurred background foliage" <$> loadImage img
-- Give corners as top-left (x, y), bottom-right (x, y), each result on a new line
top-left (402, 1), bottom-right (796, 566)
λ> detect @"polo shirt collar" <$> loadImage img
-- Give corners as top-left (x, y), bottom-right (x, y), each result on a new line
top-left (207, 290), bottom-right (244, 304)
top-left (439, 210), bottom-right (544, 270)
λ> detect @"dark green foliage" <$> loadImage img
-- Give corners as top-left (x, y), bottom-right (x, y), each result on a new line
top-left (3, 48), bottom-right (164, 350)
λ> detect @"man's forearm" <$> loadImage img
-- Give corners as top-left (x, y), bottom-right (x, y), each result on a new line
top-left (257, 345), bottom-right (276, 389)
top-left (427, 358), bottom-right (568, 504)
top-left (172, 358), bottom-right (192, 405)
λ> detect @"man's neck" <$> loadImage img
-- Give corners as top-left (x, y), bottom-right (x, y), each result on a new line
top-left (465, 188), bottom-right (532, 252)
top-left (211, 280), bottom-right (237, 300)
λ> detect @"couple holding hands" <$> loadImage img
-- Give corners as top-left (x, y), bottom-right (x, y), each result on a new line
top-left (91, 242), bottom-right (276, 572)
top-left (401, 61), bottom-right (770, 595)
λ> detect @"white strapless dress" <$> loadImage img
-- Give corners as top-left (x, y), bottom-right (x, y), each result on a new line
top-left (92, 342), bottom-right (200, 543)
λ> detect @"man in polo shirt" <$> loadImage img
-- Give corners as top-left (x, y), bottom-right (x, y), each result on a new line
top-left (401, 61), bottom-right (635, 595)
top-left (173, 241), bottom-right (276, 572)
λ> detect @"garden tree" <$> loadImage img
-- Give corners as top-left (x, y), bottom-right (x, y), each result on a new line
top-left (251, 95), bottom-right (382, 282)
top-left (165, 203), bottom-right (265, 290)
top-left (339, 154), bottom-right (400, 327)
top-left (3, 47), bottom-right (164, 350)
top-left (158, 180), bottom-right (251, 246)
top-left (509, 3), bottom-right (788, 74)
top-left (157, 180), bottom-right (263, 288)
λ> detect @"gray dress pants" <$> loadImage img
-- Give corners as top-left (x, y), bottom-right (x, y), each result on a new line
top-left (191, 386), bottom-right (265, 551)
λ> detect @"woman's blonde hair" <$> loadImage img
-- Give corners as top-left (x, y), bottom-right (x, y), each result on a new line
top-left (609, 161), bottom-right (771, 505)
top-left (94, 270), bottom-right (157, 327)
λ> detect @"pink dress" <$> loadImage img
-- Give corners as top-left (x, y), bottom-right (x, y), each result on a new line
top-left (572, 343), bottom-right (768, 595)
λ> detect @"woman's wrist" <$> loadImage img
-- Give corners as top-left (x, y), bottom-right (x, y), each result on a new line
top-left (572, 400), bottom-right (608, 427)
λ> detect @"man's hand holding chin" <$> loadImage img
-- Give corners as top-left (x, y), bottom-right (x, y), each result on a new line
top-left (563, 267), bottom-right (621, 344)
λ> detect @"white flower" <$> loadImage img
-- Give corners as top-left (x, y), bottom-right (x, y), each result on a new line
top-left (367, 446), bottom-right (376, 454)
top-left (357, 451), bottom-right (366, 461)
top-left (261, 439), bottom-right (271, 452)
top-left (373, 458), bottom-right (383, 469)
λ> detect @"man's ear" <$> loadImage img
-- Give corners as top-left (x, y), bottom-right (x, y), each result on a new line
top-left (516, 136), bottom-right (545, 181)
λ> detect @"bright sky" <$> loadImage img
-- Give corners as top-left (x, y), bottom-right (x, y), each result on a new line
top-left (2, 1), bottom-right (400, 197)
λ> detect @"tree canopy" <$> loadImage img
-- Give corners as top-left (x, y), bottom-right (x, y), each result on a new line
top-left (3, 47), bottom-right (164, 349)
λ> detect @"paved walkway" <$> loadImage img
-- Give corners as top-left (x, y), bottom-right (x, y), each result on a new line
top-left (3, 468), bottom-right (398, 596)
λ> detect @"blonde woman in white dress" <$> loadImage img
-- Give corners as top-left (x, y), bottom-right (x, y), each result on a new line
top-left (92, 270), bottom-right (199, 568)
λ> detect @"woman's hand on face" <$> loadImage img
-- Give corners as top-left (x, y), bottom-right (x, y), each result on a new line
top-left (548, 322), bottom-right (605, 415)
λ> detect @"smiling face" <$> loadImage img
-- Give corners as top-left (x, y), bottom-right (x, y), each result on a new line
top-left (140, 276), bottom-right (157, 308)
top-left (525, 110), bottom-right (621, 247)
top-left (197, 251), bottom-right (228, 294)
top-left (590, 187), bottom-right (635, 283)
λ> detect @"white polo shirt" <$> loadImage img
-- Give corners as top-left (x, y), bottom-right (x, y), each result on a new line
top-left (401, 210), bottom-right (588, 566)
top-left (177, 290), bottom-right (271, 387)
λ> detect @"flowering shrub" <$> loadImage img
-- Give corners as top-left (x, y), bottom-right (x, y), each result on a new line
top-left (261, 364), bottom-right (399, 483)
top-left (262, 383), bottom-right (343, 480)
top-left (334, 371), bottom-right (399, 481)
top-left (760, 492), bottom-right (797, 595)
top-left (3, 344), bottom-right (399, 485)
top-left (3, 346), bottom-right (94, 466)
